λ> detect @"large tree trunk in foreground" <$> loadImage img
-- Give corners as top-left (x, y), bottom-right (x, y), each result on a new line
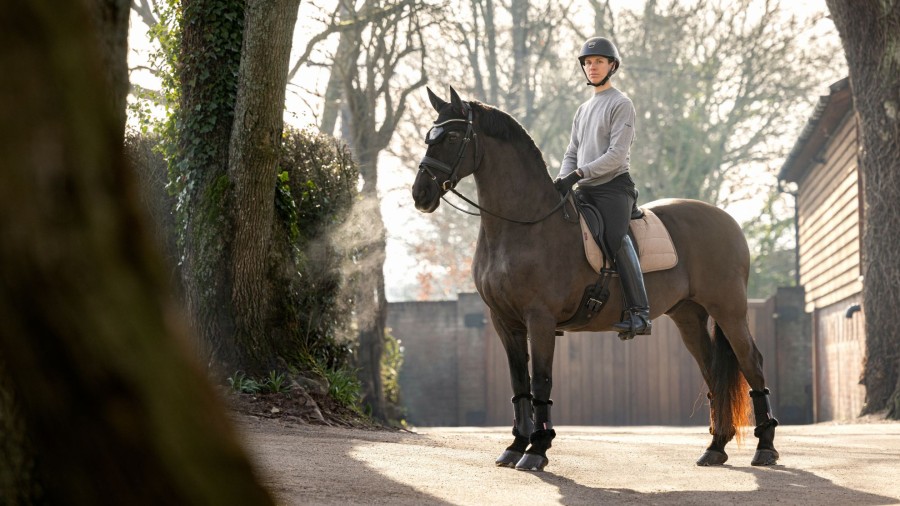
top-left (0, 1), bottom-right (275, 503)
top-left (87, 0), bottom-right (130, 131)
top-left (826, 0), bottom-right (900, 418)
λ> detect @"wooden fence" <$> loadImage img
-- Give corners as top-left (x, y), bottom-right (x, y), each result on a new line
top-left (391, 296), bottom-right (789, 427)
top-left (486, 300), bottom-right (772, 426)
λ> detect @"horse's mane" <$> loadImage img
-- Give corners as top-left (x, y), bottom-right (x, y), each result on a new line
top-left (470, 101), bottom-right (549, 170)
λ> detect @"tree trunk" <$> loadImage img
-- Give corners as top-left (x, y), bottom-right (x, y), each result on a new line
top-left (228, 0), bottom-right (301, 371)
top-left (826, 0), bottom-right (900, 418)
top-left (508, 0), bottom-right (529, 117)
top-left (176, 0), bottom-right (245, 367)
top-left (0, 360), bottom-right (42, 502)
top-left (0, 1), bottom-right (275, 503)
top-left (319, 4), bottom-right (353, 135)
top-left (1, 0), bottom-right (130, 499)
top-left (484, 0), bottom-right (500, 105)
top-left (352, 149), bottom-right (388, 421)
top-left (87, 0), bottom-right (130, 132)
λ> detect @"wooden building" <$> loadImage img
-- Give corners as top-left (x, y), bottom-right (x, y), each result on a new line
top-left (778, 77), bottom-right (866, 421)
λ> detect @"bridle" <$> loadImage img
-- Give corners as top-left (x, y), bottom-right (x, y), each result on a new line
top-left (418, 105), bottom-right (479, 192)
top-left (417, 102), bottom-right (574, 225)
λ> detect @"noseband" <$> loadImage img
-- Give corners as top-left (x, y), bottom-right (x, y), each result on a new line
top-left (418, 105), bottom-right (479, 192)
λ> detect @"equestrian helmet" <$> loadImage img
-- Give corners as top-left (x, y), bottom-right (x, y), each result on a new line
top-left (578, 37), bottom-right (621, 70)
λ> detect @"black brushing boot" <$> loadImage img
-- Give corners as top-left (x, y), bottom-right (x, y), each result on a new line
top-left (750, 388), bottom-right (780, 466)
top-left (515, 399), bottom-right (555, 472)
top-left (496, 394), bottom-right (534, 467)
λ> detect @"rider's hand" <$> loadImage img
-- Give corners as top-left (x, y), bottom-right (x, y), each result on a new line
top-left (553, 169), bottom-right (583, 195)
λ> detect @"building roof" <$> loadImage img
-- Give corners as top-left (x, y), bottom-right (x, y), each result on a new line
top-left (778, 77), bottom-right (853, 184)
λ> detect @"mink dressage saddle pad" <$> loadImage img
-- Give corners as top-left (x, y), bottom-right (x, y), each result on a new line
top-left (576, 199), bottom-right (678, 274)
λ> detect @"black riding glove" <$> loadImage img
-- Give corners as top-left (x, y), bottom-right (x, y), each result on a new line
top-left (554, 170), bottom-right (583, 195)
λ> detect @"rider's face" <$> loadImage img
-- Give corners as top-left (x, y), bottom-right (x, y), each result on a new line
top-left (582, 56), bottom-right (611, 82)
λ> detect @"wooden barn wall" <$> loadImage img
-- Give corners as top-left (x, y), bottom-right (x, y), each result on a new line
top-left (391, 296), bottom-right (778, 427)
top-left (813, 294), bottom-right (866, 421)
top-left (791, 107), bottom-right (865, 422)
top-left (796, 113), bottom-right (861, 312)
top-left (485, 315), bottom-right (710, 426)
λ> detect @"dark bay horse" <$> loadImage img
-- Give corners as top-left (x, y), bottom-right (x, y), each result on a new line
top-left (411, 87), bottom-right (779, 472)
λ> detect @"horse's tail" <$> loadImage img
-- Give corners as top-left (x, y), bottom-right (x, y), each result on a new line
top-left (709, 322), bottom-right (751, 444)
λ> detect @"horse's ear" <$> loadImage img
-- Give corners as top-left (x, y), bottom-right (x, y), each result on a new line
top-left (449, 86), bottom-right (465, 113)
top-left (427, 87), bottom-right (447, 113)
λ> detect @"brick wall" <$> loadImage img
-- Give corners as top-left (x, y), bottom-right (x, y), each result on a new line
top-left (388, 296), bottom-right (488, 426)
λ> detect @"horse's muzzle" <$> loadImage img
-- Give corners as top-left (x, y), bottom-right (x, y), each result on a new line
top-left (412, 173), bottom-right (441, 213)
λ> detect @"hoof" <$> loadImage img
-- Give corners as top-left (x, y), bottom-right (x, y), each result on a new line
top-left (751, 448), bottom-right (779, 466)
top-left (696, 449), bottom-right (728, 466)
top-left (495, 449), bottom-right (523, 468)
top-left (514, 452), bottom-right (548, 472)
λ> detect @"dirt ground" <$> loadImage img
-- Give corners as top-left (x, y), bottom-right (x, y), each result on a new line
top-left (236, 416), bottom-right (900, 506)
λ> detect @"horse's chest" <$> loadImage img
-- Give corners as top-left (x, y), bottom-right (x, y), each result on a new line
top-left (473, 245), bottom-right (541, 301)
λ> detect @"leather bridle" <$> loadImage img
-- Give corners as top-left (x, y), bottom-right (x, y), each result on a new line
top-left (417, 104), bottom-right (479, 192)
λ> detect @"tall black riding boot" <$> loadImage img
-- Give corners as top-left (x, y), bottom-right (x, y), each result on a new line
top-left (611, 235), bottom-right (652, 339)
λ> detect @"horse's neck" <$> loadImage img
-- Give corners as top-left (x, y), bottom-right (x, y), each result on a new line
top-left (472, 139), bottom-right (558, 230)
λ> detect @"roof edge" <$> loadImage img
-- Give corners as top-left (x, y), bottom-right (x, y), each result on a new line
top-left (778, 77), bottom-right (851, 184)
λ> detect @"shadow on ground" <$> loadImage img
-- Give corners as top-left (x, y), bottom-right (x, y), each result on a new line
top-left (529, 462), bottom-right (896, 506)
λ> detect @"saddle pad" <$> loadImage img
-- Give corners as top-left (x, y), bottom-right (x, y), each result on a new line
top-left (580, 208), bottom-right (678, 274)
top-left (630, 209), bottom-right (678, 272)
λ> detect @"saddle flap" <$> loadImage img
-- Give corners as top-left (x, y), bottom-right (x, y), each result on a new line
top-left (579, 214), bottom-right (605, 274)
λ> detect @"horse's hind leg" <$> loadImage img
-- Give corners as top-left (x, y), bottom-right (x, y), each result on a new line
top-left (491, 313), bottom-right (534, 468)
top-left (668, 301), bottom-right (731, 466)
top-left (710, 307), bottom-right (779, 466)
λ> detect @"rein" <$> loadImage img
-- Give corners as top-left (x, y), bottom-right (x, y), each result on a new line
top-left (443, 187), bottom-right (575, 225)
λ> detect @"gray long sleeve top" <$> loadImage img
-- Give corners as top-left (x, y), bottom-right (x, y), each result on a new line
top-left (559, 87), bottom-right (635, 186)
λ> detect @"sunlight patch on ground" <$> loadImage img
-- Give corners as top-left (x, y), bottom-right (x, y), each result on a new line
top-left (349, 441), bottom-right (565, 505)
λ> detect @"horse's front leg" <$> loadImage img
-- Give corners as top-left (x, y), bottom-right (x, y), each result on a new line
top-left (492, 314), bottom-right (534, 468)
top-left (515, 314), bottom-right (557, 472)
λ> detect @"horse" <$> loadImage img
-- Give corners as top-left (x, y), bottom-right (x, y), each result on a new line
top-left (411, 86), bottom-right (779, 472)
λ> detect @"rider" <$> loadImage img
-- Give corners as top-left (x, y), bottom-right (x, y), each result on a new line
top-left (554, 36), bottom-right (651, 338)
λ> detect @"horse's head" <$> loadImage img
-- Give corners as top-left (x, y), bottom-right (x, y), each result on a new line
top-left (412, 86), bottom-right (481, 213)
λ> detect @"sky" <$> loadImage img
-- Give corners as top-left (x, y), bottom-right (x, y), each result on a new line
top-left (128, 0), bottom-right (842, 302)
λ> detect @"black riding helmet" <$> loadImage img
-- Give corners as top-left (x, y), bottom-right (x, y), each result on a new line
top-left (578, 37), bottom-right (620, 87)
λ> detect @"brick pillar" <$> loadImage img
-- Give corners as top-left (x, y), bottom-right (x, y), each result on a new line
top-left (772, 286), bottom-right (813, 424)
top-left (456, 293), bottom-right (488, 425)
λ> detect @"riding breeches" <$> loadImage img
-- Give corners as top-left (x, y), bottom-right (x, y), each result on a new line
top-left (576, 172), bottom-right (637, 254)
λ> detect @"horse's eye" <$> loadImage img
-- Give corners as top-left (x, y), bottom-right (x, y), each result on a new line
top-left (447, 131), bottom-right (461, 144)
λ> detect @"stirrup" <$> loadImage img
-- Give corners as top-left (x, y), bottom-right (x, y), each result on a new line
top-left (613, 309), bottom-right (651, 340)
